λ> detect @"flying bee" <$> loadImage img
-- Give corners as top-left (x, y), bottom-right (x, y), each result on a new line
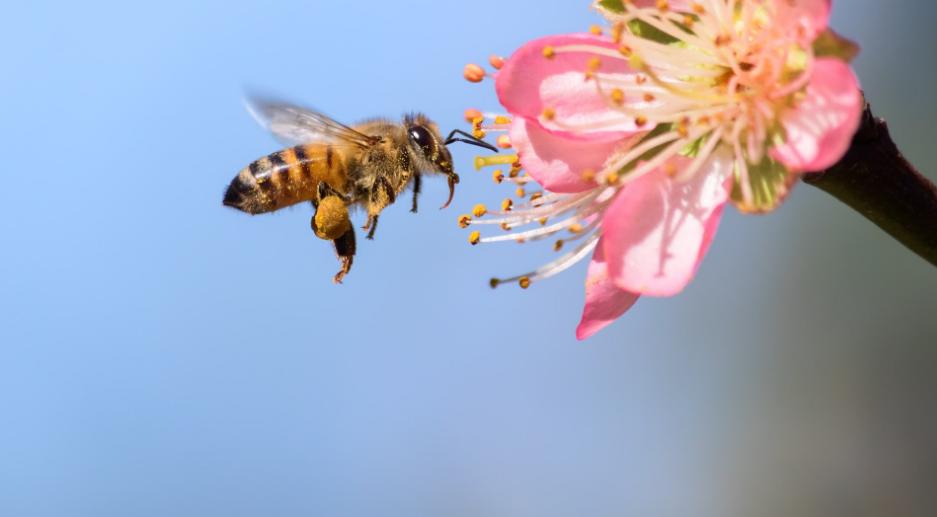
top-left (223, 97), bottom-right (497, 283)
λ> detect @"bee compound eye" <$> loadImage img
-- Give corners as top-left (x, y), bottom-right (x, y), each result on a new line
top-left (409, 126), bottom-right (433, 153)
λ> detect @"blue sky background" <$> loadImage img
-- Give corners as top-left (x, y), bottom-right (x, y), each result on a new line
top-left (2, 1), bottom-right (936, 516)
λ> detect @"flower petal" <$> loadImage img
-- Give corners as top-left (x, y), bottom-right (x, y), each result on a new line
top-left (510, 118), bottom-right (624, 193)
top-left (603, 148), bottom-right (734, 297)
top-left (496, 33), bottom-right (642, 142)
top-left (770, 58), bottom-right (862, 173)
top-left (576, 239), bottom-right (640, 340)
top-left (776, 0), bottom-right (831, 40)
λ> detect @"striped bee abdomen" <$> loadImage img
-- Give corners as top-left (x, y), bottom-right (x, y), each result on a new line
top-left (223, 144), bottom-right (348, 214)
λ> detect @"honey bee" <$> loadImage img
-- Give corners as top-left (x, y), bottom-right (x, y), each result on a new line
top-left (223, 97), bottom-right (497, 283)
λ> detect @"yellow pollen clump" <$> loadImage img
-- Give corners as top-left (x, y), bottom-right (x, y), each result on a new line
top-left (605, 172), bottom-right (620, 186)
top-left (542, 46), bottom-right (555, 59)
top-left (463, 108), bottom-right (483, 123)
top-left (515, 187), bottom-right (526, 198)
top-left (541, 107), bottom-right (556, 121)
top-left (488, 54), bottom-right (505, 70)
top-left (458, 214), bottom-right (472, 228)
top-left (492, 170), bottom-right (504, 184)
top-left (463, 63), bottom-right (485, 83)
top-left (553, 240), bottom-right (564, 252)
top-left (610, 88), bottom-right (625, 106)
top-left (589, 24), bottom-right (603, 36)
top-left (518, 277), bottom-right (531, 289)
top-left (496, 134), bottom-right (512, 149)
top-left (568, 223), bottom-right (584, 234)
top-left (468, 231), bottom-right (481, 245)
top-left (501, 198), bottom-right (513, 211)
top-left (472, 204), bottom-right (488, 217)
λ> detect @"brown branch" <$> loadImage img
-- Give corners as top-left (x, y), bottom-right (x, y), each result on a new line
top-left (802, 102), bottom-right (937, 268)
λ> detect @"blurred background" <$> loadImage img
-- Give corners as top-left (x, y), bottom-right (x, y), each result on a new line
top-left (1, 1), bottom-right (935, 516)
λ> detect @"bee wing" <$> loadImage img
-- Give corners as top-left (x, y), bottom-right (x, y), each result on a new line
top-left (245, 96), bottom-right (376, 148)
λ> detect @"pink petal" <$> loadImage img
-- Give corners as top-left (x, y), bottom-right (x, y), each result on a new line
top-left (510, 118), bottom-right (624, 193)
top-left (496, 33), bottom-right (642, 142)
top-left (776, 0), bottom-right (831, 40)
top-left (603, 149), bottom-right (734, 297)
top-left (576, 240), bottom-right (640, 340)
top-left (770, 58), bottom-right (862, 173)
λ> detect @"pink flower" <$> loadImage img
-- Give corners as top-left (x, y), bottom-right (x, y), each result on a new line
top-left (465, 0), bottom-right (862, 339)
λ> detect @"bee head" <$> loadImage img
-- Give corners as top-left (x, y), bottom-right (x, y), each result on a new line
top-left (404, 114), bottom-right (454, 175)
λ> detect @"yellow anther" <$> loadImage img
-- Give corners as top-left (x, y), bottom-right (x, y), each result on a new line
top-left (618, 45), bottom-right (633, 57)
top-left (475, 154), bottom-right (518, 171)
top-left (643, 93), bottom-right (656, 102)
top-left (458, 214), bottom-right (472, 228)
top-left (682, 14), bottom-right (695, 27)
top-left (500, 222), bottom-right (511, 231)
top-left (529, 191), bottom-right (543, 202)
top-left (473, 129), bottom-right (487, 139)
top-left (518, 277), bottom-right (531, 289)
top-left (501, 198), bottom-right (513, 211)
top-left (542, 46), bottom-right (555, 59)
top-left (635, 115), bottom-right (648, 127)
top-left (663, 162), bottom-right (678, 177)
top-left (554, 240), bottom-right (564, 252)
top-left (492, 169), bottom-right (504, 184)
top-left (589, 24), bottom-right (603, 35)
top-left (691, 2), bottom-right (705, 14)
top-left (496, 134), bottom-right (512, 149)
top-left (610, 88), bottom-right (625, 106)
top-left (463, 63), bottom-right (486, 83)
top-left (494, 115), bottom-right (512, 125)
top-left (581, 169), bottom-right (596, 182)
top-left (568, 223), bottom-right (584, 234)
top-left (463, 108), bottom-right (483, 123)
top-left (541, 107), bottom-right (556, 121)
top-left (472, 204), bottom-right (488, 217)
top-left (468, 231), bottom-right (481, 245)
top-left (538, 217), bottom-right (548, 226)
top-left (488, 54), bottom-right (505, 70)
top-left (611, 22), bottom-right (625, 43)
top-left (509, 162), bottom-right (523, 177)
top-left (605, 171), bottom-right (620, 186)
top-left (656, 0), bottom-right (670, 12)
top-left (515, 187), bottom-right (526, 198)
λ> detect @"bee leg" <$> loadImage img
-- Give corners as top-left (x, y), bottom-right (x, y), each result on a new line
top-left (410, 173), bottom-right (421, 213)
top-left (362, 177), bottom-right (396, 240)
top-left (331, 227), bottom-right (356, 284)
top-left (316, 182), bottom-right (348, 204)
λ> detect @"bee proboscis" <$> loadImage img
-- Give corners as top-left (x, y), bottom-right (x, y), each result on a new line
top-left (223, 97), bottom-right (497, 283)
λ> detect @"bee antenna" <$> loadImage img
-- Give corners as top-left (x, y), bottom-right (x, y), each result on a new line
top-left (444, 129), bottom-right (499, 153)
